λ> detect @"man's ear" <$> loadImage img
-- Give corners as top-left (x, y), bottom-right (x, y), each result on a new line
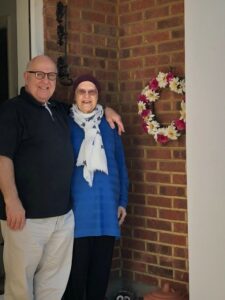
top-left (24, 71), bottom-right (28, 83)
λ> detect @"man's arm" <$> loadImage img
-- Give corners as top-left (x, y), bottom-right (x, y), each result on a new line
top-left (104, 107), bottom-right (125, 135)
top-left (0, 156), bottom-right (25, 230)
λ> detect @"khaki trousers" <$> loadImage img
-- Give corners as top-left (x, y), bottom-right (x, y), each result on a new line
top-left (1, 210), bottom-right (74, 300)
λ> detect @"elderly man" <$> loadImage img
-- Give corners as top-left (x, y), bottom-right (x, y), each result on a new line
top-left (0, 55), bottom-right (124, 300)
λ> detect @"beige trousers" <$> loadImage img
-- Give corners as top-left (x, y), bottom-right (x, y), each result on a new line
top-left (1, 210), bottom-right (74, 300)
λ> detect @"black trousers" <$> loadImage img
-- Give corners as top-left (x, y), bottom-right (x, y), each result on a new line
top-left (63, 236), bottom-right (115, 300)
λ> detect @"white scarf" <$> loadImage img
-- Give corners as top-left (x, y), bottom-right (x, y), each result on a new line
top-left (70, 104), bottom-right (108, 187)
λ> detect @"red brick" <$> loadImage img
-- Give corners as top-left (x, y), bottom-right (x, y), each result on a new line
top-left (145, 6), bottom-right (169, 19)
top-left (175, 270), bottom-right (189, 282)
top-left (172, 29), bottom-right (184, 39)
top-left (171, 3), bottom-right (184, 14)
top-left (122, 238), bottom-right (145, 251)
top-left (172, 174), bottom-right (187, 185)
top-left (119, 12), bottom-right (143, 24)
top-left (81, 11), bottom-right (105, 23)
top-left (124, 259), bottom-right (147, 273)
top-left (174, 222), bottom-right (188, 234)
top-left (131, 0), bottom-right (155, 11)
top-left (173, 198), bottom-right (187, 209)
top-left (148, 265), bottom-right (173, 279)
top-left (93, 1), bottom-right (116, 13)
top-left (134, 251), bottom-right (157, 264)
top-left (160, 232), bottom-right (186, 246)
top-left (147, 196), bottom-right (172, 208)
top-left (160, 186), bottom-right (186, 197)
top-left (174, 247), bottom-right (188, 259)
top-left (125, 215), bottom-right (146, 227)
top-left (145, 55), bottom-right (170, 66)
top-left (147, 219), bottom-right (172, 231)
top-left (147, 243), bottom-right (172, 256)
top-left (157, 16), bottom-right (183, 29)
top-left (145, 31), bottom-right (170, 43)
top-left (120, 58), bottom-right (143, 69)
top-left (134, 206), bottom-right (157, 218)
top-left (146, 148), bottom-right (172, 159)
top-left (159, 209), bottom-right (185, 221)
top-left (146, 172), bottom-right (171, 184)
top-left (159, 161), bottom-right (186, 172)
top-left (158, 40), bottom-right (184, 53)
top-left (135, 273), bottom-right (159, 286)
top-left (129, 21), bottom-right (156, 35)
top-left (132, 45), bottom-right (156, 57)
top-left (133, 228), bottom-right (158, 241)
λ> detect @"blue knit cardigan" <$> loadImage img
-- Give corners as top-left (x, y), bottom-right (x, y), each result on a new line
top-left (69, 116), bottom-right (129, 238)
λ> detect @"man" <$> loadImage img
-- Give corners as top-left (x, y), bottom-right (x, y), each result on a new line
top-left (0, 55), bottom-right (124, 300)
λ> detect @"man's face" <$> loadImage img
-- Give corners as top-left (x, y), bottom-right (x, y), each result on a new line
top-left (24, 56), bottom-right (57, 103)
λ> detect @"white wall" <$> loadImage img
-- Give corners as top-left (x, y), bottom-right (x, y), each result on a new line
top-left (185, 1), bottom-right (225, 299)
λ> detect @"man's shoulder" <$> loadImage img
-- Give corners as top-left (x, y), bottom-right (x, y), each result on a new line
top-left (0, 95), bottom-right (22, 112)
top-left (50, 99), bottom-right (71, 113)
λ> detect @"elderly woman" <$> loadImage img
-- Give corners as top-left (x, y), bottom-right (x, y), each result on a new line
top-left (63, 74), bottom-right (129, 300)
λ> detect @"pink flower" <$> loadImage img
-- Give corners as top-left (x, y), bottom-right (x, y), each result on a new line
top-left (174, 119), bottom-right (186, 131)
top-left (142, 122), bottom-right (148, 133)
top-left (149, 78), bottom-right (159, 91)
top-left (157, 134), bottom-right (169, 144)
top-left (137, 94), bottom-right (147, 103)
top-left (166, 72), bottom-right (174, 82)
top-left (141, 109), bottom-right (151, 118)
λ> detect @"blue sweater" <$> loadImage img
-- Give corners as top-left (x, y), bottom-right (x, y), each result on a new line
top-left (69, 116), bottom-right (129, 238)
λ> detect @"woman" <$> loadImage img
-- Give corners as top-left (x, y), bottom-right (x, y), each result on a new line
top-left (63, 74), bottom-right (129, 300)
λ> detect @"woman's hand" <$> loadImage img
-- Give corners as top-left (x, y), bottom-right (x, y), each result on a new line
top-left (118, 206), bottom-right (127, 226)
top-left (105, 107), bottom-right (125, 135)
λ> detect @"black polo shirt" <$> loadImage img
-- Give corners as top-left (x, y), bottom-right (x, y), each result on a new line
top-left (0, 88), bottom-right (74, 219)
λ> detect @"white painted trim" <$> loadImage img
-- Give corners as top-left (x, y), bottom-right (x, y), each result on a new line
top-left (185, 0), bottom-right (225, 299)
top-left (16, 0), bottom-right (30, 92)
top-left (16, 0), bottom-right (44, 92)
top-left (30, 0), bottom-right (44, 57)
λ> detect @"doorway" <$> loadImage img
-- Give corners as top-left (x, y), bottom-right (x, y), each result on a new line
top-left (0, 27), bottom-right (9, 103)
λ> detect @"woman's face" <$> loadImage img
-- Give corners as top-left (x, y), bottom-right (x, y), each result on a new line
top-left (75, 81), bottom-right (98, 113)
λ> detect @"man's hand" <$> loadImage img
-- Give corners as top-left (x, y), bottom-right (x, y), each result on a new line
top-left (118, 206), bottom-right (127, 226)
top-left (105, 107), bottom-right (125, 135)
top-left (5, 197), bottom-right (26, 230)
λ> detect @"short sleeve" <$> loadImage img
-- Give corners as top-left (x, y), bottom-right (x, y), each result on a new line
top-left (0, 101), bottom-right (21, 159)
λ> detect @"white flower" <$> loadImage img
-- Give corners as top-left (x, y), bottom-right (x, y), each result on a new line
top-left (137, 101), bottom-right (146, 114)
top-left (166, 125), bottom-right (179, 140)
top-left (180, 79), bottom-right (185, 93)
top-left (169, 77), bottom-right (180, 93)
top-left (144, 89), bottom-right (159, 102)
top-left (147, 120), bottom-right (159, 134)
top-left (156, 72), bottom-right (168, 88)
top-left (180, 100), bottom-right (186, 121)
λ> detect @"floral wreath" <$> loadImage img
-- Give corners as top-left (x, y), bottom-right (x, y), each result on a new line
top-left (137, 71), bottom-right (186, 144)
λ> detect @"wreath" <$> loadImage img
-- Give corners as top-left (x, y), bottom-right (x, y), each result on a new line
top-left (137, 71), bottom-right (186, 144)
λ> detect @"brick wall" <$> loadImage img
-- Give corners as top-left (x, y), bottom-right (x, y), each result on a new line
top-left (43, 0), bottom-right (188, 293)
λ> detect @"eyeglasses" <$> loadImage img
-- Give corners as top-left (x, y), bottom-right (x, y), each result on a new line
top-left (27, 71), bottom-right (57, 81)
top-left (76, 89), bottom-right (98, 97)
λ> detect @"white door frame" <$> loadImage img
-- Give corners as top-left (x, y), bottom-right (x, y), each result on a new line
top-left (16, 0), bottom-right (44, 92)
